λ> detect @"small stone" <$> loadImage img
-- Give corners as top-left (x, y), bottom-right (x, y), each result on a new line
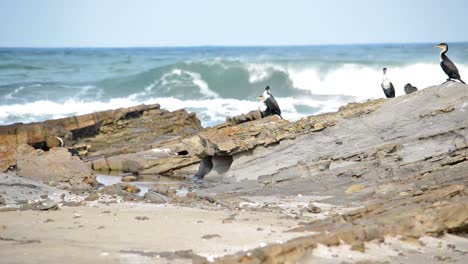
top-left (119, 184), bottom-right (140, 194)
top-left (201, 234), bottom-right (221, 239)
top-left (48, 181), bottom-right (57, 187)
top-left (85, 192), bottom-right (100, 201)
top-left (307, 203), bottom-right (322, 214)
top-left (144, 191), bottom-right (169, 204)
top-left (121, 176), bottom-right (137, 182)
top-left (186, 192), bottom-right (197, 199)
top-left (44, 219), bottom-right (54, 223)
top-left (38, 200), bottom-right (59, 211)
top-left (135, 216), bottom-right (149, 221)
top-left (350, 242), bottom-right (365, 252)
top-left (345, 184), bottom-right (364, 193)
top-left (447, 244), bottom-right (456, 249)
top-left (312, 123), bottom-right (326, 132)
top-left (0, 195), bottom-right (5, 206)
top-left (97, 226), bottom-right (105, 230)
top-left (40, 194), bottom-right (48, 199)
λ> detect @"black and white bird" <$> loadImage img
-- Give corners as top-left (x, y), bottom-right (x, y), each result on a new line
top-left (404, 83), bottom-right (418, 94)
top-left (434, 43), bottom-right (465, 84)
top-left (258, 86), bottom-right (282, 119)
top-left (381, 68), bottom-right (395, 98)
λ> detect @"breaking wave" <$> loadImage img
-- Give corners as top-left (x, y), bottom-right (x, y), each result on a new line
top-left (1, 45), bottom-right (467, 127)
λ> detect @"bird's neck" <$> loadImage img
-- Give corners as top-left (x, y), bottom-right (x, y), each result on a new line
top-left (440, 49), bottom-right (448, 62)
top-left (382, 72), bottom-right (388, 81)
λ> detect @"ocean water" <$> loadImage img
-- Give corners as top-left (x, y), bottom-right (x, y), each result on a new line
top-left (1, 43), bottom-right (467, 127)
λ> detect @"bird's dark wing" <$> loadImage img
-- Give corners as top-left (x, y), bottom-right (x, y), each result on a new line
top-left (267, 95), bottom-right (281, 115)
top-left (389, 82), bottom-right (395, 98)
top-left (382, 82), bottom-right (395, 98)
top-left (441, 56), bottom-right (461, 80)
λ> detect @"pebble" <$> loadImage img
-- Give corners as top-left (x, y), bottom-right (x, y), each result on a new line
top-left (121, 176), bottom-right (137, 182)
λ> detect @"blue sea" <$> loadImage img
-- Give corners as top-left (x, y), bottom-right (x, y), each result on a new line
top-left (1, 43), bottom-right (467, 127)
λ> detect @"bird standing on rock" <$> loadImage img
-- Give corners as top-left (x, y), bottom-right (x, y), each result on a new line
top-left (258, 86), bottom-right (282, 119)
top-left (381, 68), bottom-right (395, 98)
top-left (434, 43), bottom-right (466, 84)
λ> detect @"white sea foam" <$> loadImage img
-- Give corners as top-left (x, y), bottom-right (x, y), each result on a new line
top-left (144, 68), bottom-right (219, 99)
top-left (0, 94), bottom-right (347, 127)
top-left (246, 62), bottom-right (468, 100)
top-left (247, 63), bottom-right (287, 83)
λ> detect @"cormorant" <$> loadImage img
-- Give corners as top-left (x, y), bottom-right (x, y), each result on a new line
top-left (404, 83), bottom-right (418, 94)
top-left (259, 86), bottom-right (282, 118)
top-left (381, 68), bottom-right (395, 98)
top-left (434, 43), bottom-right (466, 84)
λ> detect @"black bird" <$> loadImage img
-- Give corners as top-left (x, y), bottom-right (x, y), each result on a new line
top-left (381, 68), bottom-right (395, 98)
top-left (434, 43), bottom-right (465, 84)
top-left (259, 86), bottom-right (282, 118)
top-left (404, 83), bottom-right (418, 94)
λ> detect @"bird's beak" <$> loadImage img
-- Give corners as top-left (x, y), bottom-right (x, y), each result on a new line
top-left (434, 45), bottom-right (440, 48)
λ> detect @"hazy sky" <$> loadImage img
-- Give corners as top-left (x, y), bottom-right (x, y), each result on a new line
top-left (1, 0), bottom-right (467, 47)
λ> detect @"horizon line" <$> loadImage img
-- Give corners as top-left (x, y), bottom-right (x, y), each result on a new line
top-left (1, 40), bottom-right (468, 49)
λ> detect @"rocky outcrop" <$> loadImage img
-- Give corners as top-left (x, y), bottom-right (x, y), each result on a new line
top-left (191, 82), bottom-right (468, 263)
top-left (0, 104), bottom-right (203, 174)
top-left (80, 108), bottom-right (202, 158)
top-left (136, 97), bottom-right (385, 178)
top-left (45, 103), bottom-right (162, 138)
top-left (0, 122), bottom-right (72, 171)
top-left (16, 144), bottom-right (97, 189)
top-left (183, 83), bottom-right (467, 182)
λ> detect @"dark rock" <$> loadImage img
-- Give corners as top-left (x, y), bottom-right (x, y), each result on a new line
top-left (201, 234), bottom-right (221, 239)
top-left (143, 191), bottom-right (169, 204)
top-left (404, 83), bottom-right (418, 94)
top-left (307, 203), bottom-right (322, 214)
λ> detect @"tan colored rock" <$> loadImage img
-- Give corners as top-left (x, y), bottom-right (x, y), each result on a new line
top-left (312, 123), bottom-right (325, 132)
top-left (0, 145), bottom-right (16, 172)
top-left (121, 184), bottom-right (140, 193)
top-left (121, 176), bottom-right (137, 182)
top-left (16, 145), bottom-right (97, 189)
top-left (345, 184), bottom-right (365, 194)
top-left (46, 136), bottom-right (63, 149)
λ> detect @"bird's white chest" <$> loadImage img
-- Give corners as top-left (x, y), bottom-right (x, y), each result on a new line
top-left (258, 101), bottom-right (267, 111)
top-left (382, 79), bottom-right (391, 89)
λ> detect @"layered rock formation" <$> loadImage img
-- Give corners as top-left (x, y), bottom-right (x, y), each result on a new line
top-left (0, 104), bottom-right (202, 187)
top-left (192, 82), bottom-right (468, 263)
